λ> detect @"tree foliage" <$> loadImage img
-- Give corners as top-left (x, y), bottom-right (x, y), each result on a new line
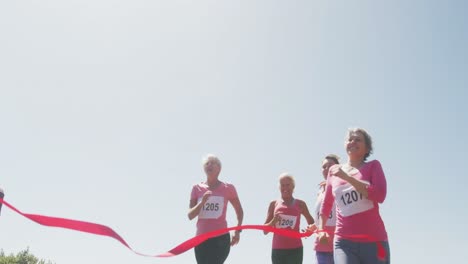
top-left (0, 248), bottom-right (55, 264)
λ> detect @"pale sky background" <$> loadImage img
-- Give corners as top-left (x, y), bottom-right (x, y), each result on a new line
top-left (1, 1), bottom-right (467, 263)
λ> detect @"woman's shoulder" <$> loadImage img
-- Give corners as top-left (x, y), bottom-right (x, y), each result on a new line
top-left (191, 182), bottom-right (208, 191)
top-left (294, 198), bottom-right (308, 207)
top-left (365, 159), bottom-right (383, 169)
top-left (368, 159), bottom-right (381, 165)
top-left (294, 197), bottom-right (305, 203)
top-left (220, 181), bottom-right (237, 189)
top-left (360, 160), bottom-right (384, 178)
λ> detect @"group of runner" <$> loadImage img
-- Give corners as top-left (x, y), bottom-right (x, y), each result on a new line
top-left (188, 127), bottom-right (390, 264)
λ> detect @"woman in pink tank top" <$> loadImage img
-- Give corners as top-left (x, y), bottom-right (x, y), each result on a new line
top-left (264, 173), bottom-right (314, 264)
top-left (188, 154), bottom-right (244, 264)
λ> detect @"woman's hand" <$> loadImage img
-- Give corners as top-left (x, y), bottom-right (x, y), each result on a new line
top-left (201, 191), bottom-right (212, 204)
top-left (188, 191), bottom-right (212, 220)
top-left (268, 213), bottom-right (281, 226)
top-left (231, 231), bottom-right (240, 246)
top-left (300, 224), bottom-right (317, 238)
top-left (304, 223), bottom-right (317, 233)
top-left (330, 165), bottom-right (349, 180)
top-left (318, 231), bottom-right (329, 244)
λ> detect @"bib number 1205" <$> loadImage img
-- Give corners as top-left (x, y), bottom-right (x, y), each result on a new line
top-left (203, 203), bottom-right (220, 211)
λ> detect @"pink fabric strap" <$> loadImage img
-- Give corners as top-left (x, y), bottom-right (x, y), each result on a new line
top-left (0, 198), bottom-right (309, 257)
top-left (0, 198), bottom-right (386, 260)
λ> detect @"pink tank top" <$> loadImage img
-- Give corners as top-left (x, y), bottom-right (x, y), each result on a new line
top-left (190, 181), bottom-right (238, 235)
top-left (272, 199), bottom-right (303, 249)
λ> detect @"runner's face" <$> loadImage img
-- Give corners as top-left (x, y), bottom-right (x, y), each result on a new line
top-left (279, 178), bottom-right (294, 198)
top-left (204, 160), bottom-right (220, 178)
top-left (321, 158), bottom-right (336, 179)
top-left (346, 132), bottom-right (368, 159)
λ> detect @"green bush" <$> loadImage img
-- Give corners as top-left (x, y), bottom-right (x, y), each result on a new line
top-left (0, 248), bottom-right (55, 264)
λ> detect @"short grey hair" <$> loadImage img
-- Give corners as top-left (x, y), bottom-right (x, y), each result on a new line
top-left (202, 154), bottom-right (222, 168)
top-left (346, 127), bottom-right (373, 160)
top-left (279, 172), bottom-right (295, 188)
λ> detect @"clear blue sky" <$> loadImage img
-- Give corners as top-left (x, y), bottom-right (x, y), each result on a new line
top-left (1, 1), bottom-right (467, 263)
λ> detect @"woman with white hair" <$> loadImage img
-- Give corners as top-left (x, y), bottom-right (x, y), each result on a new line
top-left (318, 128), bottom-right (390, 264)
top-left (264, 172), bottom-right (315, 264)
top-left (188, 154), bottom-right (244, 264)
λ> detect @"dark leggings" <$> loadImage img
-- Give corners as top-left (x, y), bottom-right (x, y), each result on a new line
top-left (194, 233), bottom-right (231, 264)
top-left (271, 247), bottom-right (303, 264)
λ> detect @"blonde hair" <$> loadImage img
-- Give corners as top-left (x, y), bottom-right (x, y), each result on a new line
top-left (279, 172), bottom-right (295, 188)
top-left (202, 154), bottom-right (222, 168)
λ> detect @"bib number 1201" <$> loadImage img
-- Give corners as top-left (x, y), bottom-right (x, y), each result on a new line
top-left (340, 190), bottom-right (363, 206)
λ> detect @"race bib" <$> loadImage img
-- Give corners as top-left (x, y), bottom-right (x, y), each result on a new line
top-left (334, 183), bottom-right (373, 217)
top-left (275, 214), bottom-right (297, 229)
top-left (198, 196), bottom-right (224, 219)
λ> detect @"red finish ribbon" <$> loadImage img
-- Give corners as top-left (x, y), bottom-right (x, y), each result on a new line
top-left (0, 198), bottom-right (386, 260)
top-left (0, 199), bottom-right (312, 257)
top-left (157, 224), bottom-right (312, 257)
top-left (0, 199), bottom-right (155, 256)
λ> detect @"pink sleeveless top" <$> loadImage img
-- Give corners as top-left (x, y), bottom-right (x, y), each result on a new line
top-left (190, 181), bottom-right (238, 235)
top-left (272, 199), bottom-right (303, 249)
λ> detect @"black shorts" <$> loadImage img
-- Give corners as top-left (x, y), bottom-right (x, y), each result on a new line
top-left (271, 246), bottom-right (303, 264)
top-left (195, 233), bottom-right (231, 264)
